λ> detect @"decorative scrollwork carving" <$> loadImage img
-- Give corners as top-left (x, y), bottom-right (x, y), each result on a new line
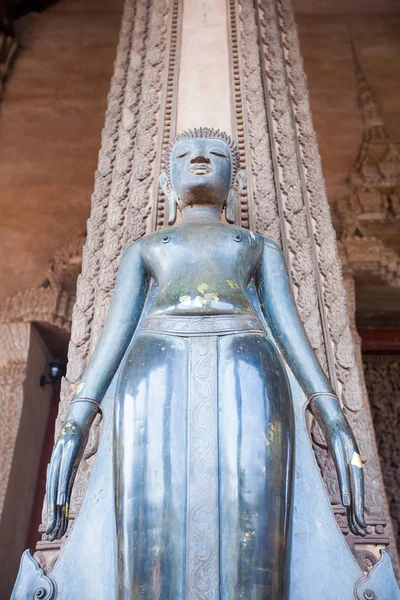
top-left (37, 0), bottom-right (181, 566)
top-left (363, 354), bottom-right (400, 552)
top-left (236, 0), bottom-right (396, 568)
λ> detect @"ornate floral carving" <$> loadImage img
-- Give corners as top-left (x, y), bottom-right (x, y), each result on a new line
top-left (255, 0), bottom-right (330, 381)
top-left (154, 0), bottom-right (182, 229)
top-left (237, 0), bottom-right (281, 245)
top-left (236, 0), bottom-right (397, 567)
top-left (36, 0), bottom-right (180, 566)
top-left (187, 337), bottom-right (219, 598)
top-left (276, 0), bottom-right (396, 561)
top-left (227, 0), bottom-right (254, 228)
top-left (363, 354), bottom-right (400, 552)
top-left (59, 0), bottom-right (167, 510)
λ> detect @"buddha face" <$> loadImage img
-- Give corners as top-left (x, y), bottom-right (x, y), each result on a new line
top-left (169, 138), bottom-right (232, 208)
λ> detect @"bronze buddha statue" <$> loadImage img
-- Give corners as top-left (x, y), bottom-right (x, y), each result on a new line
top-left (13, 129), bottom-right (399, 600)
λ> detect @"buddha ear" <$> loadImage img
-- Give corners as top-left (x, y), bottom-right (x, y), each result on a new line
top-left (159, 171), bottom-right (177, 226)
top-left (226, 169), bottom-right (247, 224)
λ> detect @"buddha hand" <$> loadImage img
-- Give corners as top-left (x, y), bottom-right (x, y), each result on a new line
top-left (46, 401), bottom-right (98, 540)
top-left (310, 393), bottom-right (366, 537)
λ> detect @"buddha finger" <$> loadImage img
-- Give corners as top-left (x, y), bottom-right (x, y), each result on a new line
top-left (57, 442), bottom-right (78, 506)
top-left (48, 504), bottom-right (62, 541)
top-left (64, 467), bottom-right (77, 520)
top-left (60, 509), bottom-right (69, 538)
top-left (346, 507), bottom-right (356, 536)
top-left (347, 505), bottom-right (365, 537)
top-left (55, 504), bottom-right (65, 540)
top-left (346, 462), bottom-right (366, 537)
top-left (332, 438), bottom-right (351, 507)
top-left (59, 510), bottom-right (68, 539)
top-left (350, 461), bottom-right (366, 530)
top-left (46, 454), bottom-right (61, 534)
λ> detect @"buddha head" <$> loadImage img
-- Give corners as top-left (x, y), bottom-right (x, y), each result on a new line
top-left (160, 127), bottom-right (246, 224)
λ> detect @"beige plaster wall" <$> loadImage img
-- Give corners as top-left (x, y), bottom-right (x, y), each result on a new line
top-left (297, 13), bottom-right (400, 205)
top-left (177, 0), bottom-right (232, 134)
top-left (0, 0), bottom-right (123, 302)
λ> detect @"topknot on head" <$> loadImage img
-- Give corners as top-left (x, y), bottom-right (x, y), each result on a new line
top-left (163, 127), bottom-right (241, 184)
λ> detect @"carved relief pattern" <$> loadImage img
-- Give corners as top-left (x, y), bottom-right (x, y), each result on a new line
top-left (90, 0), bottom-right (157, 355)
top-left (275, 0), bottom-right (395, 559)
top-left (187, 336), bottom-right (219, 600)
top-left (339, 237), bottom-right (400, 288)
top-left (237, 0), bottom-right (281, 246)
top-left (335, 52), bottom-right (400, 288)
top-left (61, 0), bottom-right (143, 419)
top-left (144, 313), bottom-right (262, 334)
top-left (122, 0), bottom-right (168, 249)
top-left (155, 0), bottom-right (182, 229)
top-left (236, 0), bottom-right (396, 565)
top-left (227, 0), bottom-right (252, 229)
top-left (363, 354), bottom-right (400, 551)
top-left (36, 0), bottom-right (174, 561)
top-left (58, 0), bottom-right (153, 526)
top-left (0, 234), bottom-right (85, 331)
top-left (256, 0), bottom-right (329, 377)
top-left (66, 0), bottom-right (168, 509)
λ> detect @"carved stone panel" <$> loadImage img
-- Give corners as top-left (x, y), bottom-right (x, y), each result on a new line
top-left (363, 354), bottom-right (400, 553)
top-left (237, 0), bottom-right (397, 566)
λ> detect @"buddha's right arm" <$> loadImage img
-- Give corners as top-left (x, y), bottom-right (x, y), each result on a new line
top-left (46, 241), bottom-right (149, 539)
top-left (67, 241), bottom-right (149, 422)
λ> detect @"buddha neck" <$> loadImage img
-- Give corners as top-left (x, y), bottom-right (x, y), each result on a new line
top-left (181, 204), bottom-right (222, 223)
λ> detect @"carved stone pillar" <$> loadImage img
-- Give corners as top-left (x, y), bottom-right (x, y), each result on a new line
top-left (363, 353), bottom-right (400, 553)
top-left (0, 323), bottom-right (52, 597)
top-left (34, 0), bottom-right (398, 574)
top-left (342, 273), bottom-right (398, 566)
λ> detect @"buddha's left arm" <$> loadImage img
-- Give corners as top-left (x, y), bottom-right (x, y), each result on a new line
top-left (256, 237), bottom-right (334, 397)
top-left (256, 237), bottom-right (366, 536)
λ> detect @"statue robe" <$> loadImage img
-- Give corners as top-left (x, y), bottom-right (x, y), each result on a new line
top-left (12, 285), bottom-right (399, 600)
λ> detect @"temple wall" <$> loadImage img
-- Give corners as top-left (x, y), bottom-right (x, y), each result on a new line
top-left (177, 0), bottom-right (232, 131)
top-left (0, 0), bottom-right (122, 302)
top-left (297, 13), bottom-right (400, 205)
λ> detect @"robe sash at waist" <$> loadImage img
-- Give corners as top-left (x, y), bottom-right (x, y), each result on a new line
top-left (141, 313), bottom-right (265, 337)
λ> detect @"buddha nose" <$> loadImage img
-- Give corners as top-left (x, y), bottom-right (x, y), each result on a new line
top-left (190, 154), bottom-right (210, 164)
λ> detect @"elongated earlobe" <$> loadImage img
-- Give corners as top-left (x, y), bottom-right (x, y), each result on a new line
top-left (226, 190), bottom-right (236, 224)
top-left (167, 194), bottom-right (177, 225)
top-left (159, 171), bottom-right (177, 225)
top-left (226, 170), bottom-right (247, 224)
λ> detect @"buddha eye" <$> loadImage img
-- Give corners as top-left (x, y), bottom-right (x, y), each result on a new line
top-left (210, 151), bottom-right (228, 159)
top-left (175, 151), bottom-right (190, 159)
